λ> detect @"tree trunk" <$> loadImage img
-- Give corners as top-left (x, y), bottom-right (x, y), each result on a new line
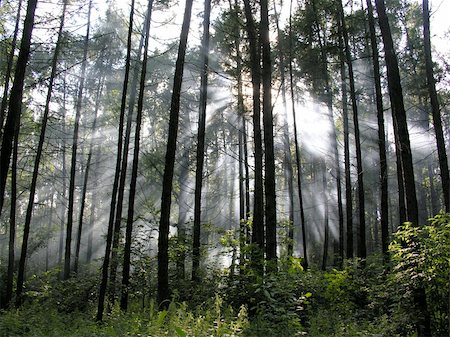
top-left (16, 0), bottom-right (66, 305)
top-left (321, 162), bottom-right (329, 271)
top-left (86, 77), bottom-right (105, 263)
top-left (423, 0), bottom-right (449, 213)
top-left (375, 1), bottom-right (428, 336)
top-left (260, 0), bottom-right (277, 269)
top-left (273, 0), bottom-right (295, 258)
top-left (338, 0), bottom-right (366, 260)
top-left (0, 0), bottom-right (22, 134)
top-left (192, 0), bottom-right (211, 283)
top-left (338, 28), bottom-right (353, 260)
top-left (289, 0), bottom-right (308, 268)
top-left (366, 0), bottom-right (389, 261)
top-left (64, 0), bottom-right (92, 280)
top-left (97, 0), bottom-right (136, 321)
top-left (74, 68), bottom-right (103, 274)
top-left (109, 5), bottom-right (148, 303)
top-left (0, 0), bottom-right (38, 216)
top-left (120, 0), bottom-right (154, 311)
top-left (58, 75), bottom-right (68, 269)
top-left (4, 108), bottom-right (19, 309)
top-left (158, 0), bottom-right (194, 307)
top-left (176, 134), bottom-right (190, 281)
top-left (242, 0), bottom-right (264, 272)
top-left (375, 0), bottom-right (418, 225)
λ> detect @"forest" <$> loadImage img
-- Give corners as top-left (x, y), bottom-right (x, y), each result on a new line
top-left (0, 0), bottom-right (449, 335)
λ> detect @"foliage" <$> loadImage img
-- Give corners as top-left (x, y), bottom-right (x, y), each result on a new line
top-left (0, 295), bottom-right (248, 337)
top-left (389, 213), bottom-right (450, 335)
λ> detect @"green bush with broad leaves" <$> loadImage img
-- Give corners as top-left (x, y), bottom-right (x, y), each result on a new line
top-left (389, 212), bottom-right (450, 336)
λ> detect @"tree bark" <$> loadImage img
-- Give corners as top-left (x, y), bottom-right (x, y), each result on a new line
top-left (97, 0), bottom-right (136, 321)
top-left (375, 0), bottom-right (418, 225)
top-left (0, 0), bottom-right (22, 134)
top-left (375, 1), bottom-right (428, 336)
top-left (366, 0), bottom-right (389, 261)
top-left (242, 0), bottom-right (264, 273)
top-left (192, 0), bottom-right (211, 283)
top-left (121, 0), bottom-right (154, 311)
top-left (422, 0), bottom-right (449, 213)
top-left (260, 0), bottom-right (277, 269)
top-left (289, 0), bottom-right (308, 268)
top-left (4, 105), bottom-right (19, 309)
top-left (109, 4), bottom-right (147, 304)
top-left (74, 69), bottom-right (103, 274)
top-left (158, 0), bottom-right (194, 307)
top-left (18, 0), bottom-right (68, 295)
top-left (64, 0), bottom-right (92, 280)
top-left (338, 0), bottom-right (366, 259)
top-left (321, 162), bottom-right (329, 271)
top-left (0, 0), bottom-right (38, 217)
top-left (58, 75), bottom-right (68, 269)
top-left (273, 0), bottom-right (295, 258)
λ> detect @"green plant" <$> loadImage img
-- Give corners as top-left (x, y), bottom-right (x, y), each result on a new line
top-left (389, 212), bottom-right (450, 335)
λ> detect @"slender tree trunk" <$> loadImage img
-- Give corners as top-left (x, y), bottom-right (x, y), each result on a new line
top-left (273, 1), bottom-right (295, 258)
top-left (64, 0), bottom-right (92, 280)
top-left (74, 70), bottom-right (103, 274)
top-left (232, 0), bottom-right (246, 265)
top-left (289, 0), bottom-right (308, 268)
top-left (338, 0), bottom-right (366, 259)
top-left (58, 76), bottom-right (67, 269)
top-left (366, 0), bottom-right (389, 261)
top-left (109, 4), bottom-right (147, 303)
top-left (87, 78), bottom-right (105, 263)
top-left (338, 27), bottom-right (353, 260)
top-left (375, 0), bottom-right (418, 225)
top-left (260, 0), bottom-right (277, 269)
top-left (375, 1), bottom-right (428, 336)
top-left (242, 0), bottom-right (264, 272)
top-left (176, 138), bottom-right (190, 281)
top-left (121, 0), bottom-right (154, 311)
top-left (423, 0), bottom-right (449, 212)
top-left (0, 0), bottom-right (22, 134)
top-left (310, 0), bottom-right (344, 265)
top-left (321, 162), bottom-right (329, 271)
top-left (158, 0), bottom-right (194, 306)
top-left (97, 0), bottom-right (136, 321)
top-left (0, 0), bottom-right (38, 217)
top-left (16, 0), bottom-right (68, 305)
top-left (4, 110), bottom-right (19, 309)
top-left (192, 0), bottom-right (212, 282)
top-left (46, 193), bottom-right (55, 271)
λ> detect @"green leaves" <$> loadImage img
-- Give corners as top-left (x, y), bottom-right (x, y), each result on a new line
top-left (389, 213), bottom-right (450, 334)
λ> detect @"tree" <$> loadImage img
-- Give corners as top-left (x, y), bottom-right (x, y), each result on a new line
top-left (109, 3), bottom-right (147, 304)
top-left (158, 0), bottom-right (194, 306)
top-left (261, 0), bottom-right (277, 268)
top-left (121, 0), bottom-right (154, 311)
top-left (17, 0), bottom-right (69, 303)
top-left (74, 67), bottom-right (104, 274)
top-left (64, 0), bottom-right (93, 280)
top-left (375, 0), bottom-right (418, 225)
top-left (0, 0), bottom-right (38, 217)
top-left (192, 0), bottom-right (212, 282)
top-left (288, 0), bottom-right (308, 268)
top-left (242, 0), bottom-right (264, 272)
top-left (366, 0), bottom-right (389, 261)
top-left (374, 1), bottom-right (428, 335)
top-left (3, 96), bottom-right (19, 309)
top-left (97, 0), bottom-right (136, 321)
top-left (0, 0), bottom-right (22, 134)
top-left (422, 0), bottom-right (449, 213)
top-left (338, 0), bottom-right (366, 260)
